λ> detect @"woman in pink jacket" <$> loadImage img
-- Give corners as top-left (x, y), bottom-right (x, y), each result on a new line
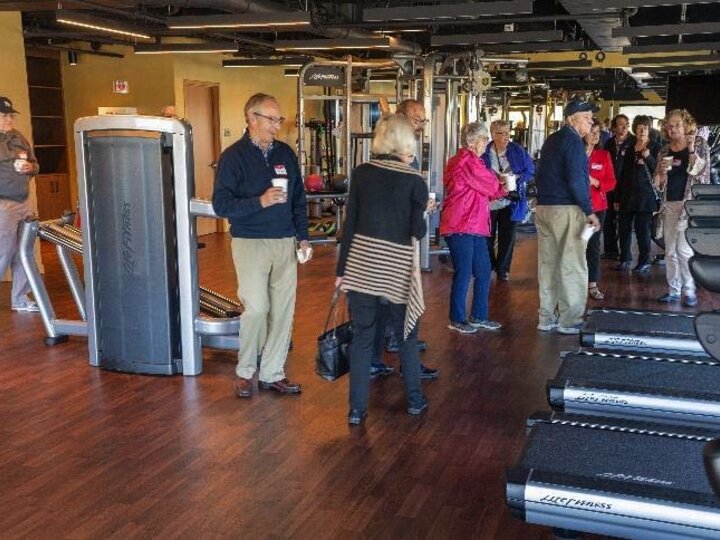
top-left (440, 122), bottom-right (507, 334)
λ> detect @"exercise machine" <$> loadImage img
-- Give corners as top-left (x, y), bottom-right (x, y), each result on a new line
top-left (581, 308), bottom-right (708, 356)
top-left (45, 115), bottom-right (243, 375)
top-left (506, 411), bottom-right (720, 539)
top-left (548, 350), bottom-right (720, 428)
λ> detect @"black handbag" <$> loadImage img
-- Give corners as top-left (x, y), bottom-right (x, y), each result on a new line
top-left (316, 288), bottom-right (352, 381)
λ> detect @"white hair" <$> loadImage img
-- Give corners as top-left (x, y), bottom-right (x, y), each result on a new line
top-left (461, 122), bottom-right (489, 148)
top-left (371, 114), bottom-right (417, 156)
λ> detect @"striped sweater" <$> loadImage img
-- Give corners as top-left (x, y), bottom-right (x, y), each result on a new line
top-left (336, 157), bottom-right (428, 337)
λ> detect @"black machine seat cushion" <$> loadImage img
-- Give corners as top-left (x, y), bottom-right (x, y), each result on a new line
top-left (690, 257), bottom-right (720, 293)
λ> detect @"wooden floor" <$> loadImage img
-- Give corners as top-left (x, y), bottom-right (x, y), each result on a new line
top-left (1, 232), bottom-right (718, 539)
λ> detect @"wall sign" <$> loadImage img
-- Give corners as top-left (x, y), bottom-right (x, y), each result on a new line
top-left (113, 80), bottom-right (129, 94)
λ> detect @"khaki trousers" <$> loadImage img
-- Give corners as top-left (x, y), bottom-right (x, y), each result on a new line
top-left (536, 205), bottom-right (588, 328)
top-left (663, 201), bottom-right (695, 296)
top-left (0, 199), bottom-right (32, 306)
top-left (231, 237), bottom-right (296, 382)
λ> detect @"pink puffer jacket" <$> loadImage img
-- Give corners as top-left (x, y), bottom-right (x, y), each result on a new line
top-left (440, 147), bottom-right (507, 237)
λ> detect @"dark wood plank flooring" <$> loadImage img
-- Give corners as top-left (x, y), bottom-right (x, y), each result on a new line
top-left (1, 232), bottom-right (717, 539)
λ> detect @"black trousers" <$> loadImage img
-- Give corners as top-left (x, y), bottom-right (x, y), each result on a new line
top-left (603, 192), bottom-right (619, 255)
top-left (586, 210), bottom-right (606, 283)
top-left (488, 206), bottom-right (517, 275)
top-left (347, 291), bottom-right (423, 412)
top-left (619, 211), bottom-right (654, 266)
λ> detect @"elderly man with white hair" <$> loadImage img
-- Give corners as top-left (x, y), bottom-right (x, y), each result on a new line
top-left (534, 99), bottom-right (601, 335)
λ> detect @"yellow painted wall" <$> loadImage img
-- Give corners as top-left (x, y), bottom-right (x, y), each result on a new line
top-left (0, 12), bottom-right (40, 280)
top-left (62, 48), bottom-right (175, 203)
top-left (172, 54), bottom-right (306, 151)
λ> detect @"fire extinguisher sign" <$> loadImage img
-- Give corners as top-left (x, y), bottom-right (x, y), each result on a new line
top-left (113, 80), bottom-right (129, 94)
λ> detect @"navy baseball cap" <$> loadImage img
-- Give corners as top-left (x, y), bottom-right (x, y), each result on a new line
top-left (564, 99), bottom-right (599, 117)
top-left (0, 96), bottom-right (19, 114)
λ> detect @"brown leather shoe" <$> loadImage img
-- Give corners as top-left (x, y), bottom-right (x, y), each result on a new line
top-left (233, 377), bottom-right (253, 398)
top-left (258, 378), bottom-right (302, 394)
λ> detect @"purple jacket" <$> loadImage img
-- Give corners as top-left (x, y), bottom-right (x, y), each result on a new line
top-left (440, 148), bottom-right (507, 237)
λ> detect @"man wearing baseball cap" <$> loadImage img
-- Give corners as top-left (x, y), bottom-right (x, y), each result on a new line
top-left (0, 95), bottom-right (40, 312)
top-left (534, 98), bottom-right (601, 334)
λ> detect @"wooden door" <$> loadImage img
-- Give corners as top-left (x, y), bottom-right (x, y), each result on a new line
top-left (184, 82), bottom-right (221, 236)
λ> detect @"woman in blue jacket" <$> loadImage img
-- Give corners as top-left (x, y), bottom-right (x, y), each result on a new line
top-left (482, 120), bottom-right (536, 281)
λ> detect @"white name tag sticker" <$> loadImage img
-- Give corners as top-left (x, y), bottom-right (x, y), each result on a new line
top-left (672, 158), bottom-right (682, 167)
top-left (591, 163), bottom-right (603, 171)
top-left (274, 165), bottom-right (288, 176)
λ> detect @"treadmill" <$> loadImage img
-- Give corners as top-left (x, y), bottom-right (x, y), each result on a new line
top-left (582, 200), bottom-right (720, 357)
top-left (548, 350), bottom-right (720, 429)
top-left (581, 308), bottom-right (708, 356)
top-left (506, 411), bottom-right (720, 539)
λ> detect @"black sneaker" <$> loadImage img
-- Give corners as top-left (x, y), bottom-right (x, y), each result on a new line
top-left (448, 321), bottom-right (477, 334)
top-left (614, 261), bottom-right (631, 271)
top-left (370, 362), bottom-right (394, 378)
top-left (632, 263), bottom-right (651, 274)
top-left (407, 397), bottom-right (429, 416)
top-left (400, 364), bottom-right (439, 380)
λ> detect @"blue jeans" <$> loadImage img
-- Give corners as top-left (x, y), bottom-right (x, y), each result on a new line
top-left (446, 234), bottom-right (491, 323)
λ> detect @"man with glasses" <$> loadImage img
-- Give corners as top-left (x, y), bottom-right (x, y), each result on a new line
top-left (0, 96), bottom-right (40, 313)
top-left (535, 99), bottom-right (601, 335)
top-left (482, 120), bottom-right (535, 281)
top-left (213, 93), bottom-right (310, 398)
top-left (367, 99), bottom-right (439, 381)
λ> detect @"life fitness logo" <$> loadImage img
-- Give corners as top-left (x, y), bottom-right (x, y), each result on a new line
top-left (308, 72), bottom-right (341, 83)
top-left (539, 494), bottom-right (612, 511)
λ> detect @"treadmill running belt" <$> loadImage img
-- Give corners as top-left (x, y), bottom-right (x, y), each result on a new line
top-left (519, 420), bottom-right (717, 499)
top-left (556, 353), bottom-right (720, 395)
top-left (586, 309), bottom-right (696, 337)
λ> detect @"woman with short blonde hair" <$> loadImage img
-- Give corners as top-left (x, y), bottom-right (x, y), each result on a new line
top-left (336, 113), bottom-right (429, 425)
top-left (653, 108), bottom-right (711, 306)
top-left (371, 113), bottom-right (417, 157)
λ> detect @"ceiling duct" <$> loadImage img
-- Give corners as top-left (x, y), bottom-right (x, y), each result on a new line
top-left (138, 0), bottom-right (421, 53)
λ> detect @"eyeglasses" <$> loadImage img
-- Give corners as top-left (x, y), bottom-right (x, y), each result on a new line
top-left (254, 112), bottom-right (285, 125)
top-left (410, 116), bottom-right (428, 125)
top-left (0, 113), bottom-right (17, 120)
top-left (492, 131), bottom-right (510, 137)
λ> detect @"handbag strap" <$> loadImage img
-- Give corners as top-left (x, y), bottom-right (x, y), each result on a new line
top-left (322, 287), bottom-right (345, 334)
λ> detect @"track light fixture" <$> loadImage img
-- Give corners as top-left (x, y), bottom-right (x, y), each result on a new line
top-left (68, 50), bottom-right (78, 65)
top-left (56, 11), bottom-right (152, 40)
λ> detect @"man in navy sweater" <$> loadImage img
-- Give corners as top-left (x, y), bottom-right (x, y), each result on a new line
top-left (535, 99), bottom-right (601, 335)
top-left (213, 93), bottom-right (310, 398)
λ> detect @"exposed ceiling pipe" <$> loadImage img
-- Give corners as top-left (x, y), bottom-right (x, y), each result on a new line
top-left (137, 0), bottom-right (422, 53)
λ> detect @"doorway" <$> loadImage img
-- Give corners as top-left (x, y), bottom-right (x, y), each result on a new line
top-left (184, 81), bottom-right (221, 236)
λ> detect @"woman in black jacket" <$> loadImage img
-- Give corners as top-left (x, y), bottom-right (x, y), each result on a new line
top-left (615, 115), bottom-right (662, 274)
top-left (335, 114), bottom-right (429, 426)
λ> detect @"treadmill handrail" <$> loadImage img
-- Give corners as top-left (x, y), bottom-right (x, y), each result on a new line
top-left (573, 349), bottom-right (720, 367)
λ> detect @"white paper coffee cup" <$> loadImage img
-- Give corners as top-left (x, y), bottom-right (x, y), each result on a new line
top-left (428, 192), bottom-right (436, 202)
top-left (13, 159), bottom-right (27, 173)
top-left (271, 177), bottom-right (288, 193)
top-left (297, 247), bottom-right (312, 264)
top-left (502, 173), bottom-right (517, 192)
top-left (662, 156), bottom-right (673, 171)
top-left (581, 223), bottom-right (596, 242)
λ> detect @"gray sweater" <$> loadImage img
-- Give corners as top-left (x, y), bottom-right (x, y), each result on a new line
top-left (0, 129), bottom-right (39, 202)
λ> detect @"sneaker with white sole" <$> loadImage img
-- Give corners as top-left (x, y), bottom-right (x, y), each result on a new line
top-left (448, 321), bottom-right (478, 334)
top-left (556, 323), bottom-right (584, 335)
top-left (537, 319), bottom-right (558, 331)
top-left (468, 317), bottom-right (502, 330)
top-left (11, 300), bottom-right (40, 312)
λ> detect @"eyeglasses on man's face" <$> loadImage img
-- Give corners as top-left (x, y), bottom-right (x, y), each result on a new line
top-left (0, 113), bottom-right (17, 120)
top-left (410, 116), bottom-right (428, 125)
top-left (254, 112), bottom-right (285, 126)
top-left (492, 130), bottom-right (510, 137)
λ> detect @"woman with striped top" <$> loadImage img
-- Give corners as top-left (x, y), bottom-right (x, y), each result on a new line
top-left (336, 114), bottom-right (429, 426)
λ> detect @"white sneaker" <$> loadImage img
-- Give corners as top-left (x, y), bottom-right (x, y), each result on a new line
top-left (537, 321), bottom-right (558, 331)
top-left (12, 300), bottom-right (40, 313)
top-left (556, 323), bottom-right (583, 335)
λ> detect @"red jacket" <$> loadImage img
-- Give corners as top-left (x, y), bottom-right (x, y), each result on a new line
top-left (588, 148), bottom-right (616, 212)
top-left (440, 147), bottom-right (506, 237)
